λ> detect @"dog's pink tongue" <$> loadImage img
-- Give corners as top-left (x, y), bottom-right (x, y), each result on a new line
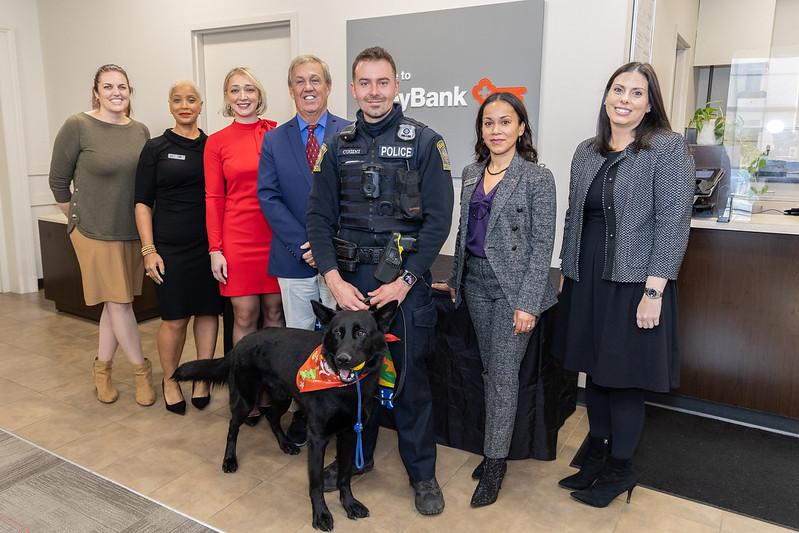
top-left (340, 369), bottom-right (351, 381)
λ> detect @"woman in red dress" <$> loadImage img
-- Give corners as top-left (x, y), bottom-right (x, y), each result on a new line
top-left (205, 67), bottom-right (283, 346)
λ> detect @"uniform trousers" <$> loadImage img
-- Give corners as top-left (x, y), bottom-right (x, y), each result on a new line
top-left (462, 254), bottom-right (533, 459)
top-left (342, 264), bottom-right (438, 483)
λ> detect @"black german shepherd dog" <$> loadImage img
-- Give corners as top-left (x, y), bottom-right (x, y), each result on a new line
top-left (172, 300), bottom-right (398, 531)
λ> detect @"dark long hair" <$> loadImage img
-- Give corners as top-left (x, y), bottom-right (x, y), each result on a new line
top-left (595, 62), bottom-right (670, 154)
top-left (474, 92), bottom-right (537, 163)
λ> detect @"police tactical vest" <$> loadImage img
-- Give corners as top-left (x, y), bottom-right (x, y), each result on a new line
top-left (336, 118), bottom-right (426, 234)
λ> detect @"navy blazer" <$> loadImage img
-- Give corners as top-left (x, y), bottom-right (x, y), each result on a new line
top-left (257, 113), bottom-right (349, 278)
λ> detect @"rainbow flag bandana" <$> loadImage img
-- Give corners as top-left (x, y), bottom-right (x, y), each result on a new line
top-left (296, 334), bottom-right (400, 393)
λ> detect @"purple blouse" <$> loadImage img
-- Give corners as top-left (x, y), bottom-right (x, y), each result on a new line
top-left (466, 177), bottom-right (499, 257)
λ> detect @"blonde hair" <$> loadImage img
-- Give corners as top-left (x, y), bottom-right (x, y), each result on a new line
top-left (222, 67), bottom-right (266, 117)
top-left (287, 54), bottom-right (332, 87)
top-left (91, 64), bottom-right (133, 117)
top-left (169, 79), bottom-right (203, 100)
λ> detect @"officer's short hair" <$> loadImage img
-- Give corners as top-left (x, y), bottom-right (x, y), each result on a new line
top-left (351, 47), bottom-right (397, 81)
top-left (287, 55), bottom-right (332, 88)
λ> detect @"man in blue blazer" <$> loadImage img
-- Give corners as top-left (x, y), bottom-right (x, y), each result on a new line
top-left (257, 55), bottom-right (348, 444)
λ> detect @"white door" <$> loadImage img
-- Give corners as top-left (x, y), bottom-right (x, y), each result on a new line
top-left (196, 22), bottom-right (294, 135)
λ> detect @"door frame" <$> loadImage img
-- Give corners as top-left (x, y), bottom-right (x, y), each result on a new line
top-left (0, 27), bottom-right (37, 293)
top-left (189, 14), bottom-right (298, 132)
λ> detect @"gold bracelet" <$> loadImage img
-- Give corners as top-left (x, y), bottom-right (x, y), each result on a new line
top-left (141, 244), bottom-right (157, 257)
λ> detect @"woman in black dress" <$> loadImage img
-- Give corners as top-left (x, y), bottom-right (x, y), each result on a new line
top-left (135, 81), bottom-right (223, 415)
top-left (555, 63), bottom-right (694, 506)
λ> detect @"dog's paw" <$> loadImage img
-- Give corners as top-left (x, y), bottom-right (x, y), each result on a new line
top-left (280, 442), bottom-right (301, 455)
top-left (312, 508), bottom-right (334, 531)
top-left (342, 498), bottom-right (369, 520)
top-left (222, 456), bottom-right (238, 473)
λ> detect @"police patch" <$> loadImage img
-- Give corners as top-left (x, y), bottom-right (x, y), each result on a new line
top-left (436, 140), bottom-right (451, 171)
top-left (380, 145), bottom-right (414, 158)
top-left (397, 124), bottom-right (416, 141)
top-left (312, 143), bottom-right (328, 173)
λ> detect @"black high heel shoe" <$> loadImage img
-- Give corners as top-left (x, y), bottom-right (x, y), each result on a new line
top-left (162, 379), bottom-right (186, 416)
top-left (191, 381), bottom-right (211, 410)
top-left (570, 457), bottom-right (638, 508)
top-left (558, 436), bottom-right (609, 490)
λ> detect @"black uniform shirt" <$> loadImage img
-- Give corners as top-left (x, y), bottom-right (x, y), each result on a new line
top-left (306, 103), bottom-right (454, 279)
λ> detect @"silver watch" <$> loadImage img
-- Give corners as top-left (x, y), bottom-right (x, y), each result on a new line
top-left (643, 287), bottom-right (663, 299)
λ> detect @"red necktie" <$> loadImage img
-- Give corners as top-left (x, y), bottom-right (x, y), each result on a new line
top-left (306, 124), bottom-right (320, 171)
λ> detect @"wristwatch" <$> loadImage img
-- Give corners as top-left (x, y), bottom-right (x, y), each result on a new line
top-left (643, 287), bottom-right (663, 299)
top-left (399, 269), bottom-right (418, 287)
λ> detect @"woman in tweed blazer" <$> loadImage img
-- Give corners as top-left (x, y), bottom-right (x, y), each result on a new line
top-left (442, 92), bottom-right (557, 507)
top-left (555, 63), bottom-right (694, 508)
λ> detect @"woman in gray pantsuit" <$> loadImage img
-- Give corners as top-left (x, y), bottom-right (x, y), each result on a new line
top-left (444, 92), bottom-right (557, 507)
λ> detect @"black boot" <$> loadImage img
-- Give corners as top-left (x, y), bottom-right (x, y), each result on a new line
top-left (558, 436), bottom-right (609, 490)
top-left (471, 457), bottom-right (486, 480)
top-left (470, 458), bottom-right (507, 507)
top-left (570, 457), bottom-right (638, 508)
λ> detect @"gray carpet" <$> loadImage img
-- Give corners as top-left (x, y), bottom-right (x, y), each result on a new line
top-left (0, 429), bottom-right (216, 533)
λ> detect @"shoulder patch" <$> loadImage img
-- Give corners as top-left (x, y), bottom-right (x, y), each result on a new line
top-left (436, 139), bottom-right (451, 171)
top-left (313, 143), bottom-right (328, 173)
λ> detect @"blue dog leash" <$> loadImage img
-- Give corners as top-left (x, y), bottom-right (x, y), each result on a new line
top-left (353, 371), bottom-right (365, 470)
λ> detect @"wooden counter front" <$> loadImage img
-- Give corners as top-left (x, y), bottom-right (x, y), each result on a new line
top-left (676, 227), bottom-right (799, 419)
top-left (38, 217), bottom-right (159, 322)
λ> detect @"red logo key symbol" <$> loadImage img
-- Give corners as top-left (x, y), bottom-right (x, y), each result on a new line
top-left (471, 77), bottom-right (527, 105)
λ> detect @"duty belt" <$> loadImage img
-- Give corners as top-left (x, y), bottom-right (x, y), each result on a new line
top-left (333, 237), bottom-right (383, 272)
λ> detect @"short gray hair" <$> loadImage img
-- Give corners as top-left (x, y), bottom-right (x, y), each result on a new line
top-left (287, 54), bottom-right (332, 87)
top-left (168, 79), bottom-right (202, 100)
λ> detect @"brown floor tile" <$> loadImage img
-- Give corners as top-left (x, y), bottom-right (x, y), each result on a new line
top-left (207, 481), bottom-right (310, 532)
top-left (150, 460), bottom-right (262, 521)
top-left (54, 421), bottom-right (157, 471)
top-left (721, 512), bottom-right (790, 533)
top-left (98, 443), bottom-right (213, 495)
top-left (13, 405), bottom-right (115, 449)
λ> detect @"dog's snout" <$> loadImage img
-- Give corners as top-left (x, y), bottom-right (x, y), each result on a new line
top-left (335, 353), bottom-right (352, 365)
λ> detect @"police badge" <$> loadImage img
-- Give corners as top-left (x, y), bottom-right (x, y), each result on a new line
top-left (397, 124), bottom-right (416, 141)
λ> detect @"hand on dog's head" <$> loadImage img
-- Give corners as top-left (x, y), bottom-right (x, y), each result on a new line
top-left (311, 300), bottom-right (399, 382)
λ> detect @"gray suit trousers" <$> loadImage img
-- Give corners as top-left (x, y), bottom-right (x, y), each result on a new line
top-left (463, 255), bottom-right (533, 458)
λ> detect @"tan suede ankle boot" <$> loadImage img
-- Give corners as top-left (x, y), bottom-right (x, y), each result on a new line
top-left (132, 358), bottom-right (156, 406)
top-left (92, 358), bottom-right (119, 403)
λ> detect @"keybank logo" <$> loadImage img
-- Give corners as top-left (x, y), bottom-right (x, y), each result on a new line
top-left (394, 72), bottom-right (527, 111)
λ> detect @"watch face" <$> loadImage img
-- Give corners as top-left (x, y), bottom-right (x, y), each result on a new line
top-left (402, 271), bottom-right (417, 286)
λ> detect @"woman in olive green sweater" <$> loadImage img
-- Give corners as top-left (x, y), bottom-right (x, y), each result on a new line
top-left (48, 64), bottom-right (155, 406)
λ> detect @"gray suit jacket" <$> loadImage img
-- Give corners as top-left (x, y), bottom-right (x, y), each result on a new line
top-left (448, 153), bottom-right (558, 316)
top-left (560, 131), bottom-right (695, 283)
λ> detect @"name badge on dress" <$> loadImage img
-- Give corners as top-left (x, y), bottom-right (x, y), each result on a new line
top-left (167, 153), bottom-right (186, 160)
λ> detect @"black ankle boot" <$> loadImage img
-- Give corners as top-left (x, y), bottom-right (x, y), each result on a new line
top-left (471, 457), bottom-right (486, 480)
top-left (470, 458), bottom-right (507, 507)
top-left (558, 436), bottom-right (609, 490)
top-left (570, 457), bottom-right (638, 508)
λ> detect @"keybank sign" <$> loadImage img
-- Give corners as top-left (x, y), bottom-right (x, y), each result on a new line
top-left (347, 1), bottom-right (543, 176)
top-left (394, 72), bottom-right (527, 111)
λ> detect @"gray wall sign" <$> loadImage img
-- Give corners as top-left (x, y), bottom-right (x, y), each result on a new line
top-left (347, 0), bottom-right (545, 178)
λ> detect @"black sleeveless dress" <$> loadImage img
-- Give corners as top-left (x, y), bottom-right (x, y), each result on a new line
top-left (555, 152), bottom-right (680, 392)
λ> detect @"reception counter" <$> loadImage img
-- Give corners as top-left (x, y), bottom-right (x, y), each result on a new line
top-left (674, 215), bottom-right (799, 420)
top-left (38, 213), bottom-right (159, 322)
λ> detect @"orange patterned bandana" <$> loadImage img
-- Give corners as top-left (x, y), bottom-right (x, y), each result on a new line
top-left (296, 334), bottom-right (400, 393)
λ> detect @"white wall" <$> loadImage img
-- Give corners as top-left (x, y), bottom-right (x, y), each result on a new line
top-left (0, 0), bottom-right (50, 289)
top-left (694, 0), bottom-right (776, 66)
top-left (29, 0), bottom-right (632, 282)
top-left (650, 0), bottom-right (700, 130)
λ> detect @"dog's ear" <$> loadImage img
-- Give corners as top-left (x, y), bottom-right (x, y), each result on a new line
top-left (371, 301), bottom-right (399, 333)
top-left (311, 300), bottom-right (337, 326)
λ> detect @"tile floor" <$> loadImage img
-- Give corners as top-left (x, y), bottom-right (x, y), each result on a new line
top-left (0, 291), bottom-right (791, 533)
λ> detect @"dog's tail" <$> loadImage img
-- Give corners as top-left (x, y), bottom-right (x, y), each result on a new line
top-left (172, 357), bottom-right (230, 387)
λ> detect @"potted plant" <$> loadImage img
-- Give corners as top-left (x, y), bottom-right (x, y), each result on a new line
top-left (689, 101), bottom-right (725, 145)
top-left (747, 146), bottom-right (770, 195)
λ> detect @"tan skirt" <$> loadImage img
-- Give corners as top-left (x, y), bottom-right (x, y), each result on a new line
top-left (69, 229), bottom-right (143, 306)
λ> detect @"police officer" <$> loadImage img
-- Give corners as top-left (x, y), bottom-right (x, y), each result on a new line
top-left (306, 46), bottom-right (453, 516)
